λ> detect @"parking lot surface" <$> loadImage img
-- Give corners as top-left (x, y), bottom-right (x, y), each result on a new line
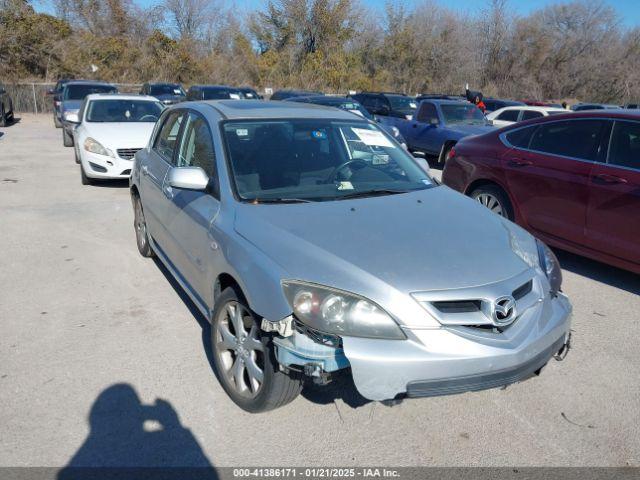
top-left (1, 114), bottom-right (639, 468)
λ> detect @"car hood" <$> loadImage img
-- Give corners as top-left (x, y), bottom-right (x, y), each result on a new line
top-left (83, 122), bottom-right (156, 149)
top-left (62, 100), bottom-right (82, 111)
top-left (234, 186), bottom-right (531, 297)
top-left (446, 124), bottom-right (495, 136)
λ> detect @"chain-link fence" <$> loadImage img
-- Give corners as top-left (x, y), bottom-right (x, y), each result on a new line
top-left (4, 83), bottom-right (142, 114)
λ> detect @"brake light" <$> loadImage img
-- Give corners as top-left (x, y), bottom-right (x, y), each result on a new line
top-left (448, 147), bottom-right (456, 160)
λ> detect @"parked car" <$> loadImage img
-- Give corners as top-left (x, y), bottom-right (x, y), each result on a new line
top-left (186, 85), bottom-right (244, 101)
top-left (400, 99), bottom-right (496, 164)
top-left (49, 78), bottom-right (74, 128)
top-left (270, 89), bottom-right (323, 100)
top-left (521, 100), bottom-right (563, 108)
top-left (60, 81), bottom-right (118, 147)
top-left (487, 105), bottom-right (566, 127)
top-left (482, 98), bottom-right (526, 114)
top-left (571, 103), bottom-right (620, 111)
top-left (416, 94), bottom-right (464, 102)
top-left (286, 95), bottom-right (408, 148)
top-left (67, 94), bottom-right (163, 184)
top-left (238, 87), bottom-right (262, 99)
top-left (141, 83), bottom-right (186, 105)
top-left (349, 92), bottom-right (417, 120)
top-left (442, 110), bottom-right (640, 274)
top-left (0, 83), bottom-right (14, 127)
top-left (624, 103), bottom-right (639, 109)
top-left (130, 99), bottom-right (572, 412)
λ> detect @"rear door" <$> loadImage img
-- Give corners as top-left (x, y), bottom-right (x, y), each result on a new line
top-left (585, 119), bottom-right (640, 266)
top-left (501, 119), bottom-right (608, 245)
top-left (161, 111), bottom-right (221, 308)
top-left (139, 110), bottom-right (186, 250)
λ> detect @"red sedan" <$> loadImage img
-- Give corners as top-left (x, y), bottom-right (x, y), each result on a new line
top-left (442, 110), bottom-right (640, 274)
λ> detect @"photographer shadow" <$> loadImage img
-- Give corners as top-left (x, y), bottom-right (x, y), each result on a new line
top-left (58, 383), bottom-right (217, 478)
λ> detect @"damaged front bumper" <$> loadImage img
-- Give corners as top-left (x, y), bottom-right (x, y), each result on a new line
top-left (273, 292), bottom-right (572, 402)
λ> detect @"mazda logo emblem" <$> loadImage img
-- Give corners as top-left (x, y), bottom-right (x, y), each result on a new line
top-left (492, 296), bottom-right (517, 325)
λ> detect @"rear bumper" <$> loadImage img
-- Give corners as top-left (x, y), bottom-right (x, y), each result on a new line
top-left (342, 293), bottom-right (572, 401)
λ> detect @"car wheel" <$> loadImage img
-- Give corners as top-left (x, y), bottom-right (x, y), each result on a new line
top-left (439, 143), bottom-right (454, 165)
top-left (470, 185), bottom-right (514, 220)
top-left (211, 287), bottom-right (302, 413)
top-left (0, 105), bottom-right (6, 128)
top-left (80, 164), bottom-right (93, 186)
top-left (63, 128), bottom-right (74, 147)
top-left (133, 195), bottom-right (154, 257)
top-left (54, 114), bottom-right (62, 128)
top-left (74, 146), bottom-right (80, 164)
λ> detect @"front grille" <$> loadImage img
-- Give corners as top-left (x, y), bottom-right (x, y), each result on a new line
top-left (432, 300), bottom-right (481, 314)
top-left (513, 280), bottom-right (533, 300)
top-left (117, 148), bottom-right (141, 160)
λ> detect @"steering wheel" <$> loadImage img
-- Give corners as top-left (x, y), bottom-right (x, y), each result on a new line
top-left (326, 159), bottom-right (369, 183)
top-left (139, 115), bottom-right (158, 122)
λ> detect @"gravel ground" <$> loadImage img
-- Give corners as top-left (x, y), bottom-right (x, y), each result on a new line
top-left (1, 114), bottom-right (639, 469)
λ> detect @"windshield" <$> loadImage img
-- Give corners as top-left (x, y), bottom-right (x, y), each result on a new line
top-left (440, 104), bottom-right (487, 125)
top-left (86, 100), bottom-right (163, 122)
top-left (335, 101), bottom-right (373, 120)
top-left (203, 89), bottom-right (241, 100)
top-left (64, 85), bottom-right (116, 100)
top-left (150, 85), bottom-right (184, 96)
top-left (387, 95), bottom-right (417, 113)
top-left (223, 119), bottom-right (432, 202)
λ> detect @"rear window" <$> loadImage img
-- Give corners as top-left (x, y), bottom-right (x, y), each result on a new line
top-left (64, 84), bottom-right (116, 100)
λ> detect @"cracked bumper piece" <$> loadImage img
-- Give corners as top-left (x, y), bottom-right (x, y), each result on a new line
top-left (274, 329), bottom-right (349, 373)
top-left (342, 293), bottom-right (572, 401)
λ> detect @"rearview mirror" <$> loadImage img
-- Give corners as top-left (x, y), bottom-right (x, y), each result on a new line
top-left (168, 167), bottom-right (209, 191)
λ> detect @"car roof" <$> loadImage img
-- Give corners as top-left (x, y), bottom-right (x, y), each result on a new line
top-left (64, 80), bottom-right (115, 87)
top-left (192, 85), bottom-right (240, 90)
top-left (421, 99), bottom-right (471, 106)
top-left (85, 93), bottom-right (158, 101)
top-left (147, 82), bottom-right (181, 86)
top-left (501, 109), bottom-right (640, 128)
top-left (201, 100), bottom-right (361, 120)
top-left (496, 105), bottom-right (565, 112)
top-left (289, 95), bottom-right (352, 104)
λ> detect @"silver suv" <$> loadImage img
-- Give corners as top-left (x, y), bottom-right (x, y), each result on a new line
top-left (130, 100), bottom-right (572, 412)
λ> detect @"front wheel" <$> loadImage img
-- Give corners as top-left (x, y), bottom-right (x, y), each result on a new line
top-left (470, 184), bottom-right (514, 220)
top-left (211, 288), bottom-right (302, 413)
top-left (133, 195), bottom-right (154, 257)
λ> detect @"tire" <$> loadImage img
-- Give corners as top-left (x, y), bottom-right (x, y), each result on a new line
top-left (470, 184), bottom-right (514, 220)
top-left (74, 146), bottom-right (81, 164)
top-left (54, 113), bottom-right (62, 128)
top-left (439, 143), bottom-right (454, 165)
top-left (133, 195), bottom-right (154, 257)
top-left (211, 287), bottom-right (302, 413)
top-left (0, 105), bottom-right (6, 128)
top-left (63, 128), bottom-right (74, 147)
top-left (80, 164), bottom-right (93, 186)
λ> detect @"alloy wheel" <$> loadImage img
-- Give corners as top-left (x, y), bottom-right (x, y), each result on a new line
top-left (215, 301), bottom-right (265, 398)
top-left (134, 199), bottom-right (147, 250)
top-left (475, 193), bottom-right (506, 217)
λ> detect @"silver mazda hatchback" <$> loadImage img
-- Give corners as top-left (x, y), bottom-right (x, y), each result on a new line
top-left (130, 100), bottom-right (572, 412)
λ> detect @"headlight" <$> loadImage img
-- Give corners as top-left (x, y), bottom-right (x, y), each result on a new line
top-left (537, 240), bottom-right (562, 297)
top-left (282, 281), bottom-right (406, 340)
top-left (504, 222), bottom-right (538, 268)
top-left (84, 137), bottom-right (114, 157)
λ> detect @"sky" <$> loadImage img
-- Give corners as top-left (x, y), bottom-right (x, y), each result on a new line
top-left (35, 0), bottom-right (640, 28)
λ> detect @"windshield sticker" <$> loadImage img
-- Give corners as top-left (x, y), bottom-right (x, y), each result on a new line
top-left (173, 89), bottom-right (182, 95)
top-left (312, 130), bottom-right (327, 139)
top-left (409, 102), bottom-right (417, 109)
top-left (372, 154), bottom-right (390, 165)
top-left (348, 109), bottom-right (364, 117)
top-left (236, 128), bottom-right (249, 137)
top-left (229, 93), bottom-right (241, 99)
top-left (337, 181), bottom-right (354, 190)
top-left (351, 128), bottom-right (394, 148)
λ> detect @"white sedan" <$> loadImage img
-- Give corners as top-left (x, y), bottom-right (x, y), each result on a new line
top-left (69, 94), bottom-right (164, 184)
top-left (487, 105), bottom-right (567, 127)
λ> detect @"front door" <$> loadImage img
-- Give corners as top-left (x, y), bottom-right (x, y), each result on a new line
top-left (502, 119), bottom-right (609, 245)
top-left (585, 119), bottom-right (640, 267)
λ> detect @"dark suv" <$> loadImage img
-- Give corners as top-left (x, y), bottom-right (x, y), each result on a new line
top-left (49, 78), bottom-right (74, 128)
top-left (141, 83), bottom-right (186, 105)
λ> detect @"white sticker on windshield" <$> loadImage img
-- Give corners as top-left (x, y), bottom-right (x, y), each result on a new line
top-left (351, 128), bottom-right (394, 148)
top-left (348, 109), bottom-right (364, 117)
top-left (409, 102), bottom-right (417, 109)
top-left (173, 89), bottom-right (182, 95)
top-left (229, 93), bottom-right (241, 100)
top-left (236, 128), bottom-right (248, 137)
top-left (337, 181), bottom-right (354, 190)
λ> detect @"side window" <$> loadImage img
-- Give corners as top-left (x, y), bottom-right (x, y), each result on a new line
top-left (529, 120), bottom-right (606, 161)
top-left (416, 103), bottom-right (438, 123)
top-left (608, 121), bottom-right (640, 170)
top-left (361, 96), bottom-right (376, 110)
top-left (496, 110), bottom-right (520, 122)
top-left (176, 113), bottom-right (216, 176)
top-left (522, 110), bottom-right (543, 121)
top-left (504, 125), bottom-right (537, 149)
top-left (153, 112), bottom-right (184, 161)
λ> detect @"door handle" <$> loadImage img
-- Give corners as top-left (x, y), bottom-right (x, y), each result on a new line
top-left (141, 165), bottom-right (149, 176)
top-left (594, 173), bottom-right (628, 184)
top-left (508, 159), bottom-right (533, 167)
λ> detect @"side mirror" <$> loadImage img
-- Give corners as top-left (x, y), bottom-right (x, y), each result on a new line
top-left (414, 156), bottom-right (431, 174)
top-left (168, 166), bottom-right (209, 191)
top-left (63, 112), bottom-right (80, 124)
